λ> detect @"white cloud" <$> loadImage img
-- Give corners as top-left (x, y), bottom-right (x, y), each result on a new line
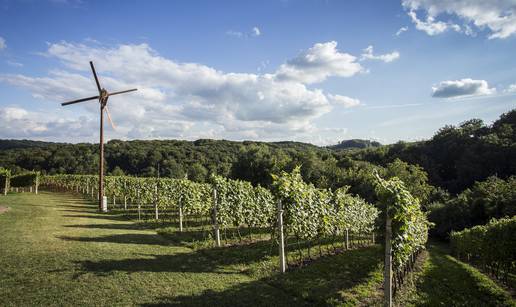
top-left (431, 78), bottom-right (496, 98)
top-left (275, 41), bottom-right (363, 84)
top-left (225, 30), bottom-right (243, 38)
top-left (360, 45), bottom-right (400, 63)
top-left (226, 26), bottom-right (262, 38)
top-left (505, 83), bottom-right (516, 93)
top-left (0, 37), bottom-right (5, 50)
top-left (0, 41), bottom-right (363, 144)
top-left (396, 26), bottom-right (408, 36)
top-left (6, 60), bottom-right (23, 67)
top-left (327, 94), bottom-right (361, 108)
top-left (407, 10), bottom-right (455, 35)
top-left (0, 106), bottom-right (97, 139)
top-left (402, 0), bottom-right (516, 39)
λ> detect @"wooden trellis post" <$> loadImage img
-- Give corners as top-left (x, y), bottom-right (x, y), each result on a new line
top-left (278, 200), bottom-right (286, 273)
top-left (137, 190), bottom-right (141, 221)
top-left (179, 197), bottom-right (183, 232)
top-left (346, 228), bottom-right (350, 250)
top-left (212, 189), bottom-right (221, 247)
top-left (123, 181), bottom-right (127, 210)
top-left (154, 184), bottom-right (159, 220)
top-left (384, 212), bottom-right (393, 307)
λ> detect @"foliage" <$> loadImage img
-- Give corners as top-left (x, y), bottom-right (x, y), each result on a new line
top-left (450, 216), bottom-right (516, 285)
top-left (0, 167), bottom-right (10, 192)
top-left (429, 176), bottom-right (516, 239)
top-left (211, 174), bottom-right (275, 229)
top-left (10, 171), bottom-right (39, 188)
top-left (352, 108), bottom-right (516, 193)
top-left (375, 174), bottom-right (429, 272)
top-left (272, 167), bottom-right (378, 241)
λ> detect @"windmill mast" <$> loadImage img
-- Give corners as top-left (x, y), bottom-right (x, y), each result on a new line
top-left (61, 61), bottom-right (137, 212)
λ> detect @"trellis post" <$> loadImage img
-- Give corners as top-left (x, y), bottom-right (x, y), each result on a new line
top-left (346, 228), bottom-right (349, 250)
top-left (154, 183), bottom-right (159, 220)
top-left (123, 181), bottom-right (127, 210)
top-left (278, 199), bottom-right (286, 273)
top-left (179, 197), bottom-right (183, 232)
top-left (384, 212), bottom-right (393, 307)
top-left (212, 189), bottom-right (221, 247)
top-left (137, 190), bottom-right (141, 221)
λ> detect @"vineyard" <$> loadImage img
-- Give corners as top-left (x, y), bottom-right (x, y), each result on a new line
top-left (451, 216), bottom-right (516, 287)
top-left (36, 167), bottom-right (435, 305)
top-left (41, 169), bottom-right (380, 266)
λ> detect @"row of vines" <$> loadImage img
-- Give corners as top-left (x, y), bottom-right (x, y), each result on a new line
top-left (42, 169), bottom-right (380, 264)
top-left (450, 216), bottom-right (515, 285)
top-left (41, 169), bottom-right (429, 306)
top-left (0, 169), bottom-right (39, 195)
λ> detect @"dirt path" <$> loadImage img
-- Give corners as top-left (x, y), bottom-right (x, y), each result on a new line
top-left (0, 205), bottom-right (8, 214)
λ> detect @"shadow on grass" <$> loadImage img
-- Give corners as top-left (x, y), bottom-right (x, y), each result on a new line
top-left (409, 245), bottom-right (514, 307)
top-left (61, 214), bottom-right (129, 221)
top-left (58, 233), bottom-right (173, 246)
top-left (64, 223), bottom-right (150, 231)
top-left (70, 231), bottom-right (382, 306)
top-left (139, 246), bottom-right (383, 306)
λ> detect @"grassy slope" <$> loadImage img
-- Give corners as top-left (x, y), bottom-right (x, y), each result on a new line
top-left (0, 192), bottom-right (383, 306)
top-left (0, 192), bottom-right (513, 306)
top-left (396, 244), bottom-right (515, 307)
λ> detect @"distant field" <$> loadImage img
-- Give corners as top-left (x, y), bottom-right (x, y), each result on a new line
top-left (0, 192), bottom-right (513, 306)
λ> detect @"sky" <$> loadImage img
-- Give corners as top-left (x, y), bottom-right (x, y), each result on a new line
top-left (0, 0), bottom-right (515, 145)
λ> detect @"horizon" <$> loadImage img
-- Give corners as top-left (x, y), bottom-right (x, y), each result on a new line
top-left (1, 0), bottom-right (516, 145)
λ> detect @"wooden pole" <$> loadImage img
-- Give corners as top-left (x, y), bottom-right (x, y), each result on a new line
top-left (98, 99), bottom-right (105, 212)
top-left (179, 198), bottom-right (183, 232)
top-left (384, 212), bottom-right (393, 307)
top-left (124, 181), bottom-right (127, 210)
top-left (137, 190), bottom-right (141, 221)
top-left (346, 228), bottom-right (349, 250)
top-left (3, 174), bottom-right (7, 196)
top-left (278, 200), bottom-right (286, 273)
top-left (154, 184), bottom-right (159, 220)
top-left (213, 189), bottom-right (221, 247)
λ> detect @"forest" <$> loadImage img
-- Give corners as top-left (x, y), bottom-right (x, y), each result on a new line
top-left (1, 108), bottom-right (515, 242)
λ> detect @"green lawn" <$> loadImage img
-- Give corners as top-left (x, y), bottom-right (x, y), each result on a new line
top-left (0, 192), bottom-right (513, 306)
top-left (0, 192), bottom-right (383, 306)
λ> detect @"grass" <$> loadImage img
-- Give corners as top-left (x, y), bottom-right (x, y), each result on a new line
top-left (0, 191), bottom-right (382, 306)
top-left (0, 191), bottom-right (514, 306)
top-left (395, 244), bottom-right (515, 307)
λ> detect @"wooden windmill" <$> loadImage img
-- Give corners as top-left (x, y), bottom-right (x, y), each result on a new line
top-left (62, 61), bottom-right (137, 212)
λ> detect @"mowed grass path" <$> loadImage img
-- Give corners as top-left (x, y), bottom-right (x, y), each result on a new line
top-left (1, 192), bottom-right (513, 306)
top-left (0, 192), bottom-right (299, 306)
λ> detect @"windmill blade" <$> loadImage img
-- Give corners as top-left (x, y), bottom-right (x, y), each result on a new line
top-left (62, 95), bottom-right (100, 106)
top-left (108, 88), bottom-right (138, 97)
top-left (90, 61), bottom-right (102, 94)
top-left (104, 105), bottom-right (116, 130)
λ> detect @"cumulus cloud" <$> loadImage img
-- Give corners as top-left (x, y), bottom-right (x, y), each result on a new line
top-left (396, 27), bottom-right (408, 36)
top-left (0, 40), bottom-right (362, 144)
top-left (0, 106), bottom-right (97, 140)
top-left (431, 78), bottom-right (496, 98)
top-left (402, 0), bottom-right (516, 39)
top-left (360, 46), bottom-right (400, 63)
top-left (505, 83), bottom-right (516, 93)
top-left (327, 94), bottom-right (361, 108)
top-left (0, 37), bottom-right (5, 50)
top-left (275, 41), bottom-right (363, 84)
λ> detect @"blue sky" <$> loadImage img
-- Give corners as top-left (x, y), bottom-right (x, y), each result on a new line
top-left (0, 0), bottom-right (515, 145)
